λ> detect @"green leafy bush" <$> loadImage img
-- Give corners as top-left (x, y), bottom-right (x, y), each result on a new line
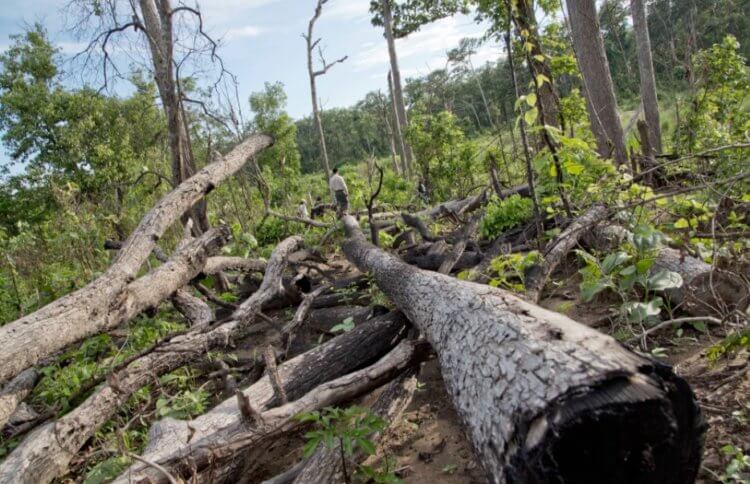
top-left (480, 194), bottom-right (533, 240)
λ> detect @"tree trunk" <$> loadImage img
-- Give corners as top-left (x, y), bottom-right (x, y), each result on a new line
top-left (388, 71), bottom-right (409, 176)
top-left (381, 0), bottom-right (413, 175)
top-left (0, 134), bottom-right (271, 386)
top-left (341, 215), bottom-right (704, 483)
top-left (565, 0), bottom-right (629, 166)
top-left (509, 0), bottom-right (560, 130)
top-left (631, 0), bottom-right (662, 153)
top-left (116, 312), bottom-right (412, 483)
top-left (138, 0), bottom-right (209, 233)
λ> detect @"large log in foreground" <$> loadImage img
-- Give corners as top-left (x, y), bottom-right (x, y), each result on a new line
top-left (0, 134), bottom-right (274, 386)
top-left (341, 215), bottom-right (704, 483)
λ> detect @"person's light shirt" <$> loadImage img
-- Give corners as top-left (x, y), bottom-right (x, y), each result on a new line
top-left (297, 203), bottom-right (308, 219)
top-left (329, 174), bottom-right (348, 194)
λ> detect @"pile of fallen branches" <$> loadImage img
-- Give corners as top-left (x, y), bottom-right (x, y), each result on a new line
top-left (2, 135), bottom-right (747, 483)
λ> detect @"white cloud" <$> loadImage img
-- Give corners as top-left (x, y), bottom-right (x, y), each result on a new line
top-left (353, 15), bottom-right (485, 72)
top-left (224, 25), bottom-right (265, 39)
top-left (324, 0), bottom-right (370, 21)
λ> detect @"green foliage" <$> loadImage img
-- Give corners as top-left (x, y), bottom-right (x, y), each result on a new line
top-left (576, 226), bottom-right (683, 325)
top-left (331, 317), bottom-right (356, 334)
top-left (706, 329), bottom-right (750, 362)
top-left (84, 456), bottom-right (131, 484)
top-left (298, 406), bottom-right (389, 481)
top-left (33, 316), bottom-right (185, 412)
top-left (480, 194), bottom-right (533, 240)
top-left (255, 217), bottom-right (293, 247)
top-left (406, 110), bottom-right (477, 201)
top-left (718, 444), bottom-right (750, 483)
top-left (678, 35), bottom-right (750, 152)
top-left (486, 251), bottom-right (540, 292)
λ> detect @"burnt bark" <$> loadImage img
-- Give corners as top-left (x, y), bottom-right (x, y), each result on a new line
top-left (341, 215), bottom-right (703, 483)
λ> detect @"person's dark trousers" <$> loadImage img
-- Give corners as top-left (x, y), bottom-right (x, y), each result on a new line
top-left (334, 190), bottom-right (349, 216)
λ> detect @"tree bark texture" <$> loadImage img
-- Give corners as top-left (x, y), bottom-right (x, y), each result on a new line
top-left (0, 236), bottom-right (301, 484)
top-left (631, 0), bottom-right (662, 153)
top-left (565, 0), bottom-right (629, 166)
top-left (0, 135), bottom-right (272, 387)
top-left (138, 0), bottom-right (209, 232)
top-left (341, 215), bottom-right (703, 483)
top-left (525, 204), bottom-right (609, 302)
top-left (116, 313), bottom-right (412, 483)
top-left (381, 0), bottom-right (413, 174)
top-left (0, 369), bottom-right (38, 430)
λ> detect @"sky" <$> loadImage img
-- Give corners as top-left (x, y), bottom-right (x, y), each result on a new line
top-left (0, 0), bottom-right (503, 121)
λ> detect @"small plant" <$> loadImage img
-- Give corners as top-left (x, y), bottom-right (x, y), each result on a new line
top-left (706, 329), bottom-right (750, 361)
top-left (331, 317), bottom-right (356, 333)
top-left (480, 194), bottom-right (534, 240)
top-left (576, 225), bottom-right (683, 325)
top-left (298, 406), bottom-right (388, 483)
top-left (486, 251), bottom-right (541, 292)
top-left (718, 444), bottom-right (750, 483)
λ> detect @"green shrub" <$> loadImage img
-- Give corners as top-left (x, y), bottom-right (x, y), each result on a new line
top-left (255, 217), bottom-right (290, 246)
top-left (480, 194), bottom-right (533, 239)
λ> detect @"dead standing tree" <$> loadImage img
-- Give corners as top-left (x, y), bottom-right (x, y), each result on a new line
top-left (303, 0), bottom-right (348, 179)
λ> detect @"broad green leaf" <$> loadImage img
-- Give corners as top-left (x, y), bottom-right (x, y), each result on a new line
top-left (525, 92), bottom-right (537, 107)
top-left (524, 107), bottom-right (538, 125)
top-left (648, 270), bottom-right (683, 291)
top-left (673, 218), bottom-right (690, 229)
top-left (602, 252), bottom-right (630, 274)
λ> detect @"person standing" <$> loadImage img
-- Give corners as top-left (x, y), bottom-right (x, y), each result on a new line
top-left (297, 199), bottom-right (309, 219)
top-left (329, 167), bottom-right (349, 216)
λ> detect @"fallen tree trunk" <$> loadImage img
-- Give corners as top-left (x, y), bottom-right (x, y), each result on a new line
top-left (115, 312), bottom-right (411, 483)
top-left (0, 369), bottom-right (38, 430)
top-left (293, 368), bottom-right (419, 484)
top-left (438, 213), bottom-right (482, 274)
top-left (524, 204), bottom-right (609, 302)
top-left (587, 224), bottom-right (749, 316)
top-left (403, 251), bottom-right (481, 272)
top-left (203, 256), bottom-right (267, 275)
top-left (171, 289), bottom-right (214, 327)
top-left (0, 236), bottom-right (300, 484)
top-left (0, 134), bottom-right (273, 386)
top-left (341, 215), bottom-right (703, 483)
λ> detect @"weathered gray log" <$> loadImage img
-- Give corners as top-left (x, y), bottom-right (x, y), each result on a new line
top-left (438, 213), bottom-right (482, 274)
top-left (171, 289), bottom-right (214, 327)
top-left (341, 215), bottom-right (703, 483)
top-left (588, 224), bottom-right (749, 316)
top-left (0, 134), bottom-right (273, 386)
top-left (525, 204), bottom-right (609, 302)
top-left (0, 369), bottom-right (38, 430)
top-left (293, 368), bottom-right (419, 484)
top-left (203, 256), bottom-right (267, 275)
top-left (115, 315), bottom-right (413, 483)
top-left (0, 236), bottom-right (300, 484)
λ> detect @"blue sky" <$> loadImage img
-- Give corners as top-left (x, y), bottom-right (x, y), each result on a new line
top-left (0, 0), bottom-right (502, 120)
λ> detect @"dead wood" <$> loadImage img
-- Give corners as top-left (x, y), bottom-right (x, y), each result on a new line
top-left (0, 134), bottom-right (273, 387)
top-left (0, 235), bottom-right (300, 484)
top-left (0, 369), bottom-right (38, 430)
top-left (293, 368), bottom-right (420, 483)
top-left (115, 314), bottom-right (413, 483)
top-left (587, 224), bottom-right (750, 316)
top-left (524, 204), bottom-right (609, 302)
top-left (341, 215), bottom-right (704, 483)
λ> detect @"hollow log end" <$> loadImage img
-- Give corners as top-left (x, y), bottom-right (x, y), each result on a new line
top-left (507, 364), bottom-right (705, 484)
